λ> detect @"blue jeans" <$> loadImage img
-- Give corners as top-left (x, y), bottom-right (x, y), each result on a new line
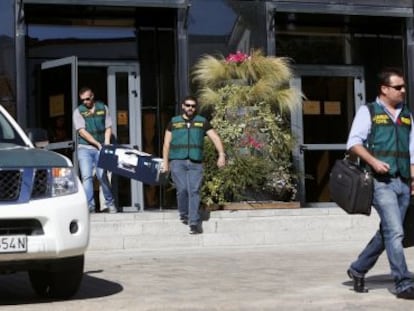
top-left (77, 146), bottom-right (114, 211)
top-left (170, 160), bottom-right (203, 226)
top-left (350, 177), bottom-right (412, 293)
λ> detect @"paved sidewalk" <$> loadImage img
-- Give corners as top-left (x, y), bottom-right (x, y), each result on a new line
top-left (1, 242), bottom-right (414, 310)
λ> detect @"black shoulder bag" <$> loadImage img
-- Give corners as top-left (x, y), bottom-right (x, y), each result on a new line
top-left (329, 103), bottom-right (375, 216)
top-left (329, 157), bottom-right (373, 216)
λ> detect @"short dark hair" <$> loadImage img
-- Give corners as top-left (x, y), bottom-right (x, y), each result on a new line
top-left (182, 95), bottom-right (198, 106)
top-left (79, 86), bottom-right (92, 95)
top-left (377, 67), bottom-right (404, 92)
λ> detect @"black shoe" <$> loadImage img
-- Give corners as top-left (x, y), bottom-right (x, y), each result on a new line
top-left (180, 217), bottom-right (188, 225)
top-left (397, 286), bottom-right (414, 299)
top-left (347, 269), bottom-right (368, 293)
top-left (189, 224), bottom-right (203, 234)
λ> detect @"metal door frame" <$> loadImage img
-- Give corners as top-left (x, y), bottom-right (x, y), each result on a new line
top-left (41, 56), bottom-right (78, 167)
top-left (79, 61), bottom-right (143, 211)
top-left (41, 59), bottom-right (144, 210)
top-left (290, 65), bottom-right (365, 206)
top-left (107, 63), bottom-right (143, 211)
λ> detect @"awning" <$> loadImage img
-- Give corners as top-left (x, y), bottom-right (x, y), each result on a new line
top-left (23, 0), bottom-right (189, 8)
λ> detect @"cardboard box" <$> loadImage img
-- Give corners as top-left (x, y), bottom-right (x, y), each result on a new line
top-left (97, 145), bottom-right (169, 185)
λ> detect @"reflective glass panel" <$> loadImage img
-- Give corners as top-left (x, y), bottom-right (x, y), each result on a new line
top-left (188, 0), bottom-right (235, 69)
top-left (301, 76), bottom-right (355, 144)
top-left (114, 72), bottom-right (132, 208)
top-left (0, 0), bottom-right (16, 115)
top-left (26, 4), bottom-right (138, 60)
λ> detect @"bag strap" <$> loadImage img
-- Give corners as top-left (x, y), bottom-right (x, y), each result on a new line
top-left (366, 102), bottom-right (376, 150)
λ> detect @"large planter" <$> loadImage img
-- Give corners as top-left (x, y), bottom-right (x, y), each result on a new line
top-left (193, 50), bottom-right (302, 206)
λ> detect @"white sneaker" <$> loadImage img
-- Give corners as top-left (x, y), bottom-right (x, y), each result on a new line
top-left (103, 204), bottom-right (117, 213)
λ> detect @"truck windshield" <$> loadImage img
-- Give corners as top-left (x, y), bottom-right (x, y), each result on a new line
top-left (0, 112), bottom-right (26, 146)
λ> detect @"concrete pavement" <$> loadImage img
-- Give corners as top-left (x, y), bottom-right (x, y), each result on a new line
top-left (1, 242), bottom-right (414, 310)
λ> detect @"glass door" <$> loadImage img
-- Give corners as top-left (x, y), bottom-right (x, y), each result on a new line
top-left (291, 65), bottom-right (365, 206)
top-left (40, 56), bottom-right (78, 164)
top-left (40, 59), bottom-right (143, 211)
top-left (107, 65), bottom-right (143, 211)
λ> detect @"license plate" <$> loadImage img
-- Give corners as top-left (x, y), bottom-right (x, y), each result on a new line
top-left (0, 235), bottom-right (27, 253)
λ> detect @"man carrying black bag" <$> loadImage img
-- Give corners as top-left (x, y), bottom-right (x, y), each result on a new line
top-left (346, 67), bottom-right (414, 299)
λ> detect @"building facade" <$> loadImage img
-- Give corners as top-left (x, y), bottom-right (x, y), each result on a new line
top-left (1, 0), bottom-right (414, 210)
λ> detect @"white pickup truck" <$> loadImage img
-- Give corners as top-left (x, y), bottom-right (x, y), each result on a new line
top-left (0, 105), bottom-right (89, 299)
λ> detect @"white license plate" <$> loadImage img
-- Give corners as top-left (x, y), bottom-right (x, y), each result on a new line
top-left (0, 235), bottom-right (27, 253)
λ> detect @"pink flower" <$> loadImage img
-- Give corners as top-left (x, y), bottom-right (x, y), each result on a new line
top-left (226, 51), bottom-right (249, 64)
top-left (240, 134), bottom-right (263, 150)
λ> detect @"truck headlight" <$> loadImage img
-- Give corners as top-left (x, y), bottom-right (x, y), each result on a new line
top-left (51, 168), bottom-right (78, 197)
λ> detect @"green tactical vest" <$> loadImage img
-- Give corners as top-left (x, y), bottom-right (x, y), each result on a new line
top-left (77, 101), bottom-right (106, 145)
top-left (367, 102), bottom-right (411, 179)
top-left (169, 115), bottom-right (207, 161)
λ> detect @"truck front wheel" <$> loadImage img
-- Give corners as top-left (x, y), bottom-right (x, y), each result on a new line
top-left (28, 255), bottom-right (84, 299)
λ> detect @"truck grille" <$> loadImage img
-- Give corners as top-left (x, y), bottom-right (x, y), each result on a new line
top-left (31, 169), bottom-right (48, 198)
top-left (0, 219), bottom-right (44, 235)
top-left (0, 170), bottom-right (22, 201)
top-left (0, 169), bottom-right (49, 203)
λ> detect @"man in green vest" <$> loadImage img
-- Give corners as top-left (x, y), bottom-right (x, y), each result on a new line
top-left (162, 95), bottom-right (226, 234)
top-left (346, 67), bottom-right (414, 299)
top-left (73, 87), bottom-right (117, 214)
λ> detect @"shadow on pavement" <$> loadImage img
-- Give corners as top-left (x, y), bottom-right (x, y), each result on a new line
top-left (0, 269), bottom-right (123, 305)
top-left (342, 273), bottom-right (394, 292)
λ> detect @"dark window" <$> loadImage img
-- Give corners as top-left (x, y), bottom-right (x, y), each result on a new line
top-left (0, 0), bottom-right (16, 117)
top-left (275, 13), bottom-right (404, 100)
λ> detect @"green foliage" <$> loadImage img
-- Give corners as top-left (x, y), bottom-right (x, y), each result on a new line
top-left (193, 50), bottom-right (301, 206)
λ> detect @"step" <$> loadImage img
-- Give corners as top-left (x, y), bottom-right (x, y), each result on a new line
top-left (87, 207), bottom-right (380, 252)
